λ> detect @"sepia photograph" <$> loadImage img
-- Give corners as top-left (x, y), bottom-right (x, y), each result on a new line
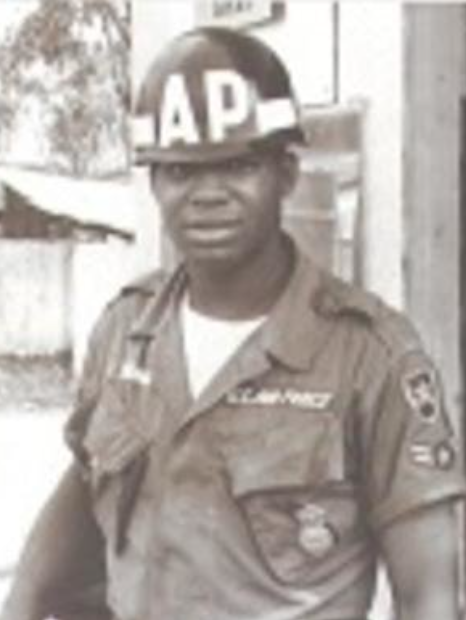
top-left (0, 1), bottom-right (465, 619)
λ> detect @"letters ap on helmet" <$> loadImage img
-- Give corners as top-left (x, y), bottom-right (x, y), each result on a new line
top-left (132, 27), bottom-right (304, 164)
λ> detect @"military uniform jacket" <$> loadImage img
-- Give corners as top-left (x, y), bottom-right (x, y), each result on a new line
top-left (66, 250), bottom-right (466, 620)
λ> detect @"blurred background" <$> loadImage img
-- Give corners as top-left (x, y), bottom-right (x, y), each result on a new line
top-left (0, 1), bottom-right (465, 618)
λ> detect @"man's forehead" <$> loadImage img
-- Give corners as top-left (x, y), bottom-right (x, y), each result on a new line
top-left (155, 148), bottom-right (279, 172)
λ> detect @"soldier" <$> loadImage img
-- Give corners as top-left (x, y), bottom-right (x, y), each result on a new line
top-left (2, 26), bottom-right (465, 620)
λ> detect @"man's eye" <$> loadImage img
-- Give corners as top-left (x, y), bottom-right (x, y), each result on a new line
top-left (223, 156), bottom-right (262, 175)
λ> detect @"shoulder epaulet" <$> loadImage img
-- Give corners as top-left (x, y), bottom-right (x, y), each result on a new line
top-left (119, 269), bottom-right (170, 298)
top-left (314, 272), bottom-right (380, 323)
top-left (101, 269), bottom-right (171, 320)
top-left (369, 302), bottom-right (421, 357)
top-left (314, 272), bottom-right (421, 357)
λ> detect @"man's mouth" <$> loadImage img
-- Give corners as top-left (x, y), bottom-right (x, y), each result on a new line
top-left (184, 218), bottom-right (242, 244)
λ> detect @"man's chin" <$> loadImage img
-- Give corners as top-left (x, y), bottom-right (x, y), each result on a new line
top-left (186, 246), bottom-right (249, 272)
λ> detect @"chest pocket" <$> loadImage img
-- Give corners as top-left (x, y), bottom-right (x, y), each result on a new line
top-left (222, 406), bottom-right (345, 495)
top-left (218, 406), bottom-right (363, 587)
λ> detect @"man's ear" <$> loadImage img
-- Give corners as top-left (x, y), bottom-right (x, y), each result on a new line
top-left (278, 151), bottom-right (299, 198)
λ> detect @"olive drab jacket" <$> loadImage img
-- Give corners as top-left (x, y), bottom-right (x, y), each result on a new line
top-left (65, 250), bottom-right (466, 620)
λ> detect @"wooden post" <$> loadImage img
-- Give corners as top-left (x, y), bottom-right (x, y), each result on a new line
top-left (404, 4), bottom-right (466, 426)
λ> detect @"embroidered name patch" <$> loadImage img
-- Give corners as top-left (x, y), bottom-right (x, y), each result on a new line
top-left (226, 386), bottom-right (333, 410)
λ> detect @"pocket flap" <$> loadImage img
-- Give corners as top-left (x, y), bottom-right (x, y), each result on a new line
top-left (226, 409), bottom-right (344, 497)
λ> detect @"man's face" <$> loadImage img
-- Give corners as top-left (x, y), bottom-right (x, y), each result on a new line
top-left (151, 148), bottom-right (297, 269)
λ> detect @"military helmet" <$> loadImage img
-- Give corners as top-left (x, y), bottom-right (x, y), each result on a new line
top-left (133, 27), bottom-right (304, 164)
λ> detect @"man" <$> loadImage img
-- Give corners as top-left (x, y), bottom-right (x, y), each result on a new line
top-left (1, 26), bottom-right (465, 620)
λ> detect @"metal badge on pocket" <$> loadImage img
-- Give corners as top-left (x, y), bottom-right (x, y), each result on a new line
top-left (295, 503), bottom-right (337, 558)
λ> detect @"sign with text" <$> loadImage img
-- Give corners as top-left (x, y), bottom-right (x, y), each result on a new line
top-left (196, 0), bottom-right (280, 28)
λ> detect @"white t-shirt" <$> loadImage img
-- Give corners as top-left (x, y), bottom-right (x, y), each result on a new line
top-left (180, 295), bottom-right (264, 398)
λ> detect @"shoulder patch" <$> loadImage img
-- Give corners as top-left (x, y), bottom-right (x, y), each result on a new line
top-left (402, 366), bottom-right (440, 423)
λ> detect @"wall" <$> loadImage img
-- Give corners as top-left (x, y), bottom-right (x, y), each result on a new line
top-left (0, 241), bottom-right (72, 356)
top-left (338, 2), bottom-right (404, 308)
top-left (0, 237), bottom-right (135, 369)
top-left (72, 239), bottom-right (136, 373)
top-left (131, 0), bottom-right (334, 105)
top-left (404, 5), bottom-right (466, 423)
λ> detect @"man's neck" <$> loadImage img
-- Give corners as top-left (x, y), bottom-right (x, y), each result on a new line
top-left (185, 235), bottom-right (295, 321)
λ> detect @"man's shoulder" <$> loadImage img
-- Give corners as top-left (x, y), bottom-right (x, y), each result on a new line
top-left (95, 267), bottom-right (174, 335)
top-left (118, 268), bottom-right (172, 299)
top-left (316, 270), bottom-right (421, 358)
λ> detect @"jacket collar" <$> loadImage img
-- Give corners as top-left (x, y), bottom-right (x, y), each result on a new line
top-left (128, 264), bottom-right (187, 340)
top-left (127, 248), bottom-right (379, 371)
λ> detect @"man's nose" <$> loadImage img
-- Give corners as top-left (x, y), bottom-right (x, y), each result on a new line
top-left (190, 169), bottom-right (229, 207)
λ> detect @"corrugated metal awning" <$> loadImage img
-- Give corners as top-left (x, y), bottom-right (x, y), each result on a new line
top-left (0, 167), bottom-right (136, 238)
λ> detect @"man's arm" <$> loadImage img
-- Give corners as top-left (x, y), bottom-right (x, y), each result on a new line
top-left (380, 500), bottom-right (462, 620)
top-left (1, 463), bottom-right (105, 620)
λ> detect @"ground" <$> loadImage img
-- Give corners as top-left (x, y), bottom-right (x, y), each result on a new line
top-left (0, 357), bottom-right (72, 608)
top-left (0, 356), bottom-right (72, 414)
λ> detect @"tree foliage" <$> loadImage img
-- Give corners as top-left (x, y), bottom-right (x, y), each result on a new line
top-left (0, 0), bottom-right (130, 177)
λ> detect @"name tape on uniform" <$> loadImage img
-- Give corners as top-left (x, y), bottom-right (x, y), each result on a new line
top-left (226, 386), bottom-right (333, 411)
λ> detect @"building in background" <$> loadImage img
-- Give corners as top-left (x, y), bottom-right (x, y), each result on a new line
top-left (0, 168), bottom-right (135, 370)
